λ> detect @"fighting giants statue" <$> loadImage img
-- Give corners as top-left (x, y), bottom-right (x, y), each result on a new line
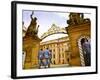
top-left (67, 13), bottom-right (90, 26)
top-left (25, 12), bottom-right (39, 37)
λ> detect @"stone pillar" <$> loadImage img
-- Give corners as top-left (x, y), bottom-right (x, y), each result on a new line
top-left (23, 36), bottom-right (41, 69)
top-left (66, 13), bottom-right (91, 66)
top-left (31, 43), bottom-right (40, 68)
top-left (25, 49), bottom-right (32, 68)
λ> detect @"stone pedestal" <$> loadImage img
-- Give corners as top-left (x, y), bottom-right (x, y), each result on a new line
top-left (23, 36), bottom-right (41, 69)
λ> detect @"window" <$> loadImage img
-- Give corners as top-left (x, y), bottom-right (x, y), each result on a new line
top-left (53, 49), bottom-right (55, 52)
top-left (54, 60), bottom-right (55, 64)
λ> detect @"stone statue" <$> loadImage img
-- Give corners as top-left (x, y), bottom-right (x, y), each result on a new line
top-left (67, 13), bottom-right (83, 25)
top-left (67, 13), bottom-right (90, 26)
top-left (25, 11), bottom-right (39, 37)
top-left (67, 13), bottom-right (80, 25)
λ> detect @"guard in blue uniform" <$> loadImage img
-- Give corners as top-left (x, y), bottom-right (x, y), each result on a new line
top-left (44, 48), bottom-right (50, 68)
top-left (38, 49), bottom-right (44, 69)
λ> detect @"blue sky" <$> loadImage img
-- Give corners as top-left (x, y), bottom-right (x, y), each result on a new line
top-left (22, 10), bottom-right (68, 28)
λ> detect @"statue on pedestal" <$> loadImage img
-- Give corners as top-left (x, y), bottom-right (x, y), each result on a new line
top-left (67, 13), bottom-right (90, 26)
top-left (67, 13), bottom-right (81, 25)
top-left (23, 11), bottom-right (41, 69)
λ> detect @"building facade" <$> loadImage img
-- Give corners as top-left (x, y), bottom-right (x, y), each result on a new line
top-left (40, 37), bottom-right (71, 65)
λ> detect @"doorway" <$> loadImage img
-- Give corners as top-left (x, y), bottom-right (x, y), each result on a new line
top-left (78, 36), bottom-right (90, 66)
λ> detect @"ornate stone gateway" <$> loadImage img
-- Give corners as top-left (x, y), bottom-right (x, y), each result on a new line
top-left (23, 12), bottom-right (91, 68)
top-left (23, 20), bottom-right (68, 69)
top-left (40, 24), bottom-right (67, 40)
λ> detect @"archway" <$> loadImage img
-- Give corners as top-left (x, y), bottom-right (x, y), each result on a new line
top-left (77, 36), bottom-right (90, 66)
top-left (40, 24), bottom-right (69, 65)
top-left (40, 24), bottom-right (67, 40)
